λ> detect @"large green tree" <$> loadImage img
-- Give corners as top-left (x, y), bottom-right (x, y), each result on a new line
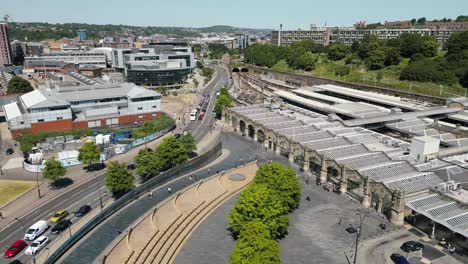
top-left (7, 76), bottom-right (33, 94)
top-left (254, 163), bottom-right (301, 211)
top-left (178, 133), bottom-right (197, 155)
top-left (105, 161), bottom-right (134, 195)
top-left (214, 94), bottom-right (233, 118)
top-left (42, 158), bottom-right (66, 185)
top-left (155, 136), bottom-right (189, 171)
top-left (327, 43), bottom-right (351, 61)
top-left (230, 220), bottom-right (280, 264)
top-left (365, 48), bottom-right (387, 70)
top-left (78, 142), bottom-right (101, 169)
top-left (135, 148), bottom-right (161, 180)
top-left (228, 183), bottom-right (289, 239)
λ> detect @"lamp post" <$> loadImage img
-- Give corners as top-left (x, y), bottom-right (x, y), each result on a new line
top-left (353, 212), bottom-right (367, 264)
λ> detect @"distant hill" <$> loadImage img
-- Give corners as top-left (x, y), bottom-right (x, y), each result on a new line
top-left (8, 22), bottom-right (272, 42)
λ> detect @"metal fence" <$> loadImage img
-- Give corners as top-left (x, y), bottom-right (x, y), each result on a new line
top-left (44, 140), bottom-right (223, 264)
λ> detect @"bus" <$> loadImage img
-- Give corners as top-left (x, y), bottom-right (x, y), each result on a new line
top-left (190, 109), bottom-right (199, 121)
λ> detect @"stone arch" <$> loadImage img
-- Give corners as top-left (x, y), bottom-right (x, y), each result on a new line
top-left (278, 138), bottom-right (291, 158)
top-left (326, 166), bottom-right (339, 182)
top-left (382, 196), bottom-right (393, 217)
top-left (294, 145), bottom-right (305, 167)
top-left (308, 155), bottom-right (322, 174)
top-left (371, 192), bottom-right (381, 211)
top-left (232, 68), bottom-right (240, 73)
top-left (239, 120), bottom-right (246, 135)
top-left (231, 115), bottom-right (238, 130)
top-left (257, 129), bottom-right (265, 143)
top-left (247, 124), bottom-right (255, 139)
top-left (346, 171), bottom-right (364, 198)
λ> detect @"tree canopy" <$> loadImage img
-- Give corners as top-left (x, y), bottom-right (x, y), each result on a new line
top-left (178, 132), bottom-right (197, 155)
top-left (105, 161), bottom-right (134, 195)
top-left (135, 148), bottom-right (161, 180)
top-left (42, 158), bottom-right (66, 185)
top-left (7, 76), bottom-right (33, 94)
top-left (214, 89), bottom-right (233, 118)
top-left (327, 43), bottom-right (351, 61)
top-left (78, 142), bottom-right (101, 168)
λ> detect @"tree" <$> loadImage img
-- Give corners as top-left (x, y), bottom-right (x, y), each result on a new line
top-left (400, 59), bottom-right (457, 84)
top-left (384, 47), bottom-right (402, 66)
top-left (7, 76), bottom-right (33, 94)
top-left (295, 53), bottom-right (316, 71)
top-left (357, 34), bottom-right (381, 59)
top-left (411, 18), bottom-right (417, 25)
top-left (365, 48), bottom-right (386, 70)
top-left (228, 183), bottom-right (289, 239)
top-left (135, 148), bottom-right (161, 180)
top-left (155, 136), bottom-right (189, 171)
top-left (421, 37), bottom-right (438, 57)
top-left (254, 163), bottom-right (301, 211)
top-left (42, 158), bottom-right (66, 185)
top-left (214, 94), bottom-right (233, 118)
top-left (327, 43), bottom-right (351, 61)
top-left (230, 220), bottom-right (280, 264)
top-left (334, 65), bottom-right (350, 76)
top-left (78, 142), bottom-right (101, 169)
top-left (178, 133), bottom-right (197, 155)
top-left (460, 71), bottom-right (468, 88)
top-left (446, 31), bottom-right (468, 63)
top-left (105, 161), bottom-right (134, 195)
top-left (416, 17), bottom-right (427, 24)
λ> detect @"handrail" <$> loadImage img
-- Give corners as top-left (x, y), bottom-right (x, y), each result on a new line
top-left (44, 140), bottom-right (223, 264)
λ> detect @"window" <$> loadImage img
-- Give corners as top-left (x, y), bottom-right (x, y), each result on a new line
top-left (137, 107), bottom-right (143, 110)
top-left (138, 115), bottom-right (143, 119)
top-left (152, 105), bottom-right (157, 108)
top-left (56, 117), bottom-right (63, 120)
top-left (20, 121), bottom-right (24, 125)
top-left (37, 119), bottom-right (44, 123)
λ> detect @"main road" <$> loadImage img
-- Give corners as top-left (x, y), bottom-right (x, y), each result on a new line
top-left (0, 63), bottom-right (229, 264)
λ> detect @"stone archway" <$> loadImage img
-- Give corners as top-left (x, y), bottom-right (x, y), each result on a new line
top-left (309, 157), bottom-right (321, 174)
top-left (239, 120), bottom-right (246, 135)
top-left (279, 140), bottom-right (290, 159)
top-left (257, 129), bottom-right (265, 143)
top-left (294, 148), bottom-right (304, 167)
top-left (327, 166), bottom-right (339, 182)
top-left (382, 196), bottom-right (393, 218)
top-left (371, 192), bottom-right (380, 211)
top-left (231, 116), bottom-right (238, 130)
top-left (248, 124), bottom-right (255, 139)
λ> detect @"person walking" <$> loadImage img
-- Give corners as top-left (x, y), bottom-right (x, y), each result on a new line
top-left (167, 187), bottom-right (172, 193)
top-left (338, 218), bottom-right (342, 225)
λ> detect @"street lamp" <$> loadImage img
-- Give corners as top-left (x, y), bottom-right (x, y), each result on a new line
top-left (353, 212), bottom-right (367, 264)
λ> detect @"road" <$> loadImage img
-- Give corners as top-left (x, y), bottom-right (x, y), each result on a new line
top-left (0, 63), bottom-right (229, 264)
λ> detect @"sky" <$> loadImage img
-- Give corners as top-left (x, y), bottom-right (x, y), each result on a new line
top-left (3, 0), bottom-right (468, 29)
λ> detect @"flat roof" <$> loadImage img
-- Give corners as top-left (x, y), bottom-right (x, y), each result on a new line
top-left (3, 102), bottom-right (22, 121)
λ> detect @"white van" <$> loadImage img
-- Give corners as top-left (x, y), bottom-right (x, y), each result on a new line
top-left (24, 220), bottom-right (49, 241)
top-left (190, 109), bottom-right (198, 121)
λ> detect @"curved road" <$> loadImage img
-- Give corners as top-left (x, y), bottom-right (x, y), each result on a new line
top-left (0, 63), bottom-right (229, 264)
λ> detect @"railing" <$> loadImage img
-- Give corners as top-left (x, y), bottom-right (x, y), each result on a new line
top-left (44, 140), bottom-right (223, 264)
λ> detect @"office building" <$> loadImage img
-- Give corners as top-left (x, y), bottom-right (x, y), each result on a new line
top-left (77, 29), bottom-right (88, 41)
top-left (125, 59), bottom-right (191, 87)
top-left (24, 51), bottom-right (107, 68)
top-left (2, 83), bottom-right (161, 136)
top-left (0, 23), bottom-right (12, 65)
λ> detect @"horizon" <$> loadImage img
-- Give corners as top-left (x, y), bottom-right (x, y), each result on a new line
top-left (3, 0), bottom-right (467, 30)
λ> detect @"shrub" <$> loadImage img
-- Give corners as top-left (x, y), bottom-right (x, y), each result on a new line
top-left (334, 65), bottom-right (350, 76)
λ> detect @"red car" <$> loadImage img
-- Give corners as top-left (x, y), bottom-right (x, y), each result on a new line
top-left (4, 240), bottom-right (27, 258)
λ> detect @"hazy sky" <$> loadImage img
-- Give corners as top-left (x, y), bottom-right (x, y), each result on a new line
top-left (3, 0), bottom-right (467, 29)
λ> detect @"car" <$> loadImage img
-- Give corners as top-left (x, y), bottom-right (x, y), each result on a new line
top-left (24, 220), bottom-right (49, 241)
top-left (3, 240), bottom-right (27, 258)
top-left (8, 260), bottom-right (23, 264)
top-left (390, 253), bottom-right (410, 264)
top-left (50, 209), bottom-right (69, 223)
top-left (25, 236), bottom-right (49, 255)
top-left (51, 219), bottom-right (72, 235)
top-left (400, 241), bottom-right (424, 253)
top-left (5, 148), bottom-right (13, 155)
top-left (74, 205), bottom-right (91, 217)
top-left (345, 227), bottom-right (358, 234)
top-left (322, 183), bottom-right (333, 192)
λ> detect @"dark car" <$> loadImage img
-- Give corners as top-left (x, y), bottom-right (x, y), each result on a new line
top-left (9, 260), bottom-right (23, 264)
top-left (400, 241), bottom-right (424, 253)
top-left (5, 148), bottom-right (13, 155)
top-left (345, 227), bottom-right (358, 234)
top-left (390, 253), bottom-right (410, 264)
top-left (51, 219), bottom-right (72, 234)
top-left (3, 240), bottom-right (27, 258)
top-left (74, 205), bottom-right (92, 217)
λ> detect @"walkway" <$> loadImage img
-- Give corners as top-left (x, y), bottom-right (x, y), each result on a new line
top-left (104, 163), bottom-right (257, 264)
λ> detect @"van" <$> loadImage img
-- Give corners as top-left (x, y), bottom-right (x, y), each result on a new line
top-left (24, 220), bottom-right (49, 241)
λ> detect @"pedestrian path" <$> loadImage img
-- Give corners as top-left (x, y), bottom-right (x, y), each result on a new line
top-left (103, 163), bottom-right (257, 264)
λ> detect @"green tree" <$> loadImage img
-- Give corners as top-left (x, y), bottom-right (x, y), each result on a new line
top-left (365, 48), bottom-right (386, 70)
top-left (459, 70), bottom-right (468, 88)
top-left (7, 76), bottom-right (33, 94)
top-left (214, 94), bottom-right (233, 118)
top-left (416, 17), bottom-right (427, 24)
top-left (421, 37), bottom-right (439, 57)
top-left (155, 136), bottom-right (189, 171)
top-left (178, 132), bottom-right (197, 155)
top-left (357, 34), bottom-right (381, 59)
top-left (78, 142), bottom-right (101, 169)
top-left (135, 148), bottom-right (161, 180)
top-left (228, 183), bottom-right (289, 239)
top-left (42, 158), bottom-right (66, 185)
top-left (327, 43), bottom-right (351, 61)
top-left (254, 163), bottom-right (301, 210)
top-left (334, 65), bottom-right (350, 76)
top-left (384, 47), bottom-right (402, 66)
top-left (295, 53), bottom-right (316, 71)
top-left (230, 220), bottom-right (280, 264)
top-left (105, 161), bottom-right (134, 195)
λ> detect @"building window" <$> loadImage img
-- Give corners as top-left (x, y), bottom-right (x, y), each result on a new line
top-left (57, 117), bottom-right (63, 120)
top-left (152, 105), bottom-right (157, 108)
top-left (152, 113), bottom-right (157, 117)
top-left (37, 119), bottom-right (45, 122)
top-left (138, 115), bottom-right (143, 119)
top-left (137, 107), bottom-right (143, 110)
top-left (20, 121), bottom-right (24, 125)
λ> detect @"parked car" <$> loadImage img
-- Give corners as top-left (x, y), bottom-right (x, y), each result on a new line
top-left (400, 241), bottom-right (424, 253)
top-left (3, 240), bottom-right (27, 258)
top-left (51, 219), bottom-right (72, 235)
top-left (74, 205), bottom-right (92, 217)
top-left (50, 209), bottom-right (69, 223)
top-left (5, 148), bottom-right (13, 155)
top-left (25, 236), bottom-right (49, 255)
top-left (390, 253), bottom-right (410, 264)
top-left (24, 220), bottom-right (49, 241)
top-left (345, 227), bottom-right (358, 234)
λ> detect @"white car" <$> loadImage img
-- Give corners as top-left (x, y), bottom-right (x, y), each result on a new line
top-left (25, 236), bottom-right (50, 255)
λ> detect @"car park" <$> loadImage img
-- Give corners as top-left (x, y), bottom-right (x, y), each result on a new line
top-left (74, 205), bottom-right (92, 217)
top-left (3, 240), bottom-right (27, 258)
top-left (24, 220), bottom-right (49, 241)
top-left (400, 241), bottom-right (424, 253)
top-left (25, 236), bottom-right (49, 255)
top-left (51, 219), bottom-right (72, 234)
top-left (390, 253), bottom-right (410, 264)
top-left (50, 209), bottom-right (69, 223)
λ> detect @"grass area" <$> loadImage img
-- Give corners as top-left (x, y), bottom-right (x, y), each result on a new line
top-left (278, 54), bottom-right (466, 98)
top-left (0, 180), bottom-right (37, 207)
